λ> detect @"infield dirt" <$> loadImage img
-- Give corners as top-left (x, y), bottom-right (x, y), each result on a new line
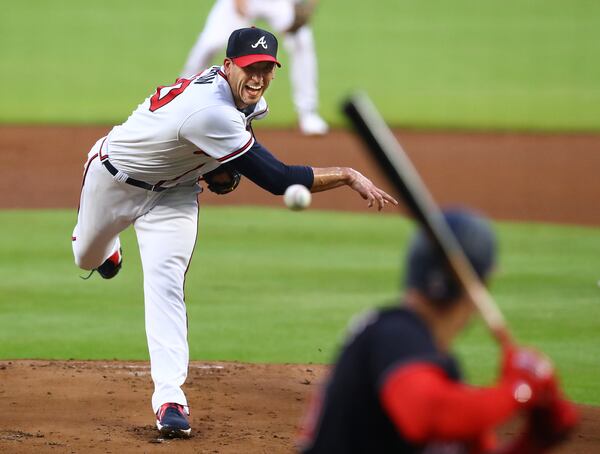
top-left (0, 126), bottom-right (599, 453)
top-left (2, 126), bottom-right (600, 226)
top-left (0, 360), bottom-right (599, 453)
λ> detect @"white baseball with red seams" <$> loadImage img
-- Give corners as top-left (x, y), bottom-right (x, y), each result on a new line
top-left (284, 184), bottom-right (311, 210)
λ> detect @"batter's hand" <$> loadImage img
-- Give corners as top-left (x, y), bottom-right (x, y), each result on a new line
top-left (501, 345), bottom-right (556, 407)
top-left (347, 169), bottom-right (398, 210)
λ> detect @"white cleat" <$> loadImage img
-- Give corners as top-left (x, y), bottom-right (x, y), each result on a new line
top-left (299, 112), bottom-right (329, 136)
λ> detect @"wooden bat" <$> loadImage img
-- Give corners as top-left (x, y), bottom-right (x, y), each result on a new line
top-left (342, 92), bottom-right (512, 347)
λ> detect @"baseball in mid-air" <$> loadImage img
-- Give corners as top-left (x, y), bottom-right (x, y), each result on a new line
top-left (284, 184), bottom-right (311, 210)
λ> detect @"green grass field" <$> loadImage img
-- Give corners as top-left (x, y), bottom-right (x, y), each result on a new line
top-left (1, 0), bottom-right (598, 413)
top-left (1, 0), bottom-right (599, 130)
top-left (0, 207), bottom-right (598, 405)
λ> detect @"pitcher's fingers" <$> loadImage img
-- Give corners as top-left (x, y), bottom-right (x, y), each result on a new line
top-left (372, 190), bottom-right (386, 210)
top-left (379, 189), bottom-right (398, 205)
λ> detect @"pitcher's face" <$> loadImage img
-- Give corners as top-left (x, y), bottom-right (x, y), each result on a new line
top-left (224, 59), bottom-right (276, 109)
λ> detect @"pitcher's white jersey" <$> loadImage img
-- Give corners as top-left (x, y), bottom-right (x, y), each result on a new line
top-left (104, 65), bottom-right (268, 186)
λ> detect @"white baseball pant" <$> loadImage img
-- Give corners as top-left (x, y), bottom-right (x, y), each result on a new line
top-left (72, 138), bottom-right (200, 413)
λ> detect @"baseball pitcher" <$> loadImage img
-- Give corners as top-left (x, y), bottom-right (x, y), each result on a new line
top-left (72, 27), bottom-right (397, 438)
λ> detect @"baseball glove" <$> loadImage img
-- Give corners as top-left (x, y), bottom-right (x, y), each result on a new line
top-left (203, 165), bottom-right (242, 195)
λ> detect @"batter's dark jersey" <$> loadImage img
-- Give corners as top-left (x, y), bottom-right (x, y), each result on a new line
top-left (301, 306), bottom-right (464, 454)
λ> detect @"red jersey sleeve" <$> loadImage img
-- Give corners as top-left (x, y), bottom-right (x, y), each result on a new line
top-left (379, 363), bottom-right (518, 451)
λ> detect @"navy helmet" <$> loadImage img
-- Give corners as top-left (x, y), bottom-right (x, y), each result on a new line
top-left (404, 209), bottom-right (497, 304)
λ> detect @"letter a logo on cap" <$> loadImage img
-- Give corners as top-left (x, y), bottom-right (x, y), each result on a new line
top-left (226, 28), bottom-right (281, 67)
top-left (251, 36), bottom-right (268, 49)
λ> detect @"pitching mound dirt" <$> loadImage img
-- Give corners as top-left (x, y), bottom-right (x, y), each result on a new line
top-left (1, 360), bottom-right (599, 453)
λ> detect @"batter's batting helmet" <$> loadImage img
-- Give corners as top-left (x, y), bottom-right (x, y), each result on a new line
top-left (404, 208), bottom-right (497, 304)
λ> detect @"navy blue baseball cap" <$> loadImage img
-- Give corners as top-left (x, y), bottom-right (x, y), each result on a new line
top-left (226, 27), bottom-right (281, 68)
top-left (404, 209), bottom-right (497, 303)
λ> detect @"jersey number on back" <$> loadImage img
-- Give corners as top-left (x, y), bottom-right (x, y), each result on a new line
top-left (149, 78), bottom-right (192, 112)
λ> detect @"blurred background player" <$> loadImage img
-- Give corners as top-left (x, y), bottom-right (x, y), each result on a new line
top-left (181, 0), bottom-right (328, 136)
top-left (299, 209), bottom-right (578, 453)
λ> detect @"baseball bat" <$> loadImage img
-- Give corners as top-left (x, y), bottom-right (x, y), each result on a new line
top-left (342, 92), bottom-right (512, 347)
